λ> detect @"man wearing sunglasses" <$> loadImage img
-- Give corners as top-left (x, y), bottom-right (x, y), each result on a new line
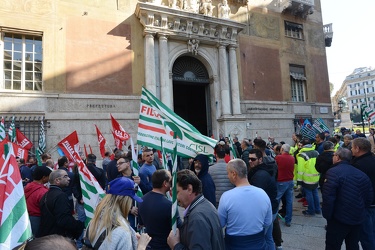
top-left (248, 148), bottom-right (278, 250)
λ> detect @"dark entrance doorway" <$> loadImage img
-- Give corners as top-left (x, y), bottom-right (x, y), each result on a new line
top-left (172, 56), bottom-right (211, 136)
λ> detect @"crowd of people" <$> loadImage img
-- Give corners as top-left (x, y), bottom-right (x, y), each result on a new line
top-left (15, 129), bottom-right (375, 250)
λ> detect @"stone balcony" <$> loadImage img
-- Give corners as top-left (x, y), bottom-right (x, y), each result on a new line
top-left (323, 23), bottom-right (333, 47)
top-left (279, 0), bottom-right (314, 18)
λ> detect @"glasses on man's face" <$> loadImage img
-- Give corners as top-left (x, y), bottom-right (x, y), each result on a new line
top-left (249, 157), bottom-right (258, 162)
top-left (117, 161), bottom-right (129, 166)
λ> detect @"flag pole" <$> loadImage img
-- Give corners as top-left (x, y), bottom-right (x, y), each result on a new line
top-left (46, 144), bottom-right (59, 154)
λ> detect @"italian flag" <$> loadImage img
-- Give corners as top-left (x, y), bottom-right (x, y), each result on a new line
top-left (0, 142), bottom-right (32, 249)
top-left (137, 87), bottom-right (217, 158)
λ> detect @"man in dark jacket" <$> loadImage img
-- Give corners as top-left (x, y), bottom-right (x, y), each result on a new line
top-left (351, 138), bottom-right (375, 250)
top-left (248, 148), bottom-right (278, 249)
top-left (189, 154), bottom-right (216, 206)
top-left (86, 154), bottom-right (106, 189)
top-left (323, 148), bottom-right (373, 249)
top-left (57, 156), bottom-right (77, 212)
top-left (315, 141), bottom-right (335, 191)
top-left (241, 139), bottom-right (252, 169)
top-left (106, 149), bottom-right (125, 183)
top-left (167, 169), bottom-right (224, 250)
top-left (39, 169), bottom-right (84, 239)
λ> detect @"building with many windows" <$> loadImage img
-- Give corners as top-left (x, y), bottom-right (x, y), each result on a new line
top-left (332, 67), bottom-right (375, 117)
top-left (0, 0), bottom-right (332, 158)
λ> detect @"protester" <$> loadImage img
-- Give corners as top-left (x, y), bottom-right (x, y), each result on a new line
top-left (86, 153), bottom-right (106, 189)
top-left (107, 149), bottom-right (125, 182)
top-left (167, 169), bottom-right (225, 250)
top-left (315, 141), bottom-right (335, 192)
top-left (19, 235), bottom-right (77, 250)
top-left (86, 177), bottom-right (151, 250)
top-left (139, 149), bottom-right (157, 194)
top-left (189, 154), bottom-right (216, 206)
top-left (18, 157), bottom-right (33, 186)
top-left (351, 138), bottom-right (375, 249)
top-left (57, 156), bottom-right (76, 212)
top-left (209, 144), bottom-right (235, 207)
top-left (39, 169), bottom-right (84, 239)
top-left (138, 169), bottom-right (181, 250)
top-left (248, 148), bottom-right (278, 249)
top-left (275, 144), bottom-right (295, 227)
top-left (296, 138), bottom-right (321, 216)
top-left (218, 159), bottom-right (272, 249)
top-left (24, 166), bottom-right (52, 237)
top-left (323, 148), bottom-right (373, 249)
top-left (117, 155), bottom-right (145, 230)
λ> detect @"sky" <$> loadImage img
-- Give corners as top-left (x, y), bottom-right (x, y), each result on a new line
top-left (320, 0), bottom-right (375, 95)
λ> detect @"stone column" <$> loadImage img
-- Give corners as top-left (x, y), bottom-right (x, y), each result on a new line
top-left (218, 44), bottom-right (231, 115)
top-left (144, 32), bottom-right (156, 95)
top-left (229, 45), bottom-right (241, 115)
top-left (159, 34), bottom-right (171, 107)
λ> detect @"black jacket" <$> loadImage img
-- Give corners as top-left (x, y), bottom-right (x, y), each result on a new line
top-left (248, 162), bottom-right (278, 214)
top-left (86, 162), bottom-right (106, 189)
top-left (351, 152), bottom-right (375, 206)
top-left (39, 185), bottom-right (84, 239)
top-left (315, 150), bottom-right (334, 189)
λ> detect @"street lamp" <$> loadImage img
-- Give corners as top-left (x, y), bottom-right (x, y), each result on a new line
top-left (338, 100), bottom-right (343, 112)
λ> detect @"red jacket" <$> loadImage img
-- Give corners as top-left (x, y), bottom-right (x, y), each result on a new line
top-left (275, 153), bottom-right (295, 182)
top-left (24, 182), bottom-right (48, 216)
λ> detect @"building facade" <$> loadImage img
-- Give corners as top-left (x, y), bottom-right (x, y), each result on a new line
top-left (332, 67), bottom-right (375, 119)
top-left (0, 0), bottom-right (332, 158)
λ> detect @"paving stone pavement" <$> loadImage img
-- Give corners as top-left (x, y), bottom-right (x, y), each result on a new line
top-left (177, 190), bottom-right (364, 249)
top-left (279, 191), bottom-right (363, 250)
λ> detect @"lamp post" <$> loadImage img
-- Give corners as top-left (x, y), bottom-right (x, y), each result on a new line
top-left (361, 105), bottom-right (365, 132)
top-left (338, 100), bottom-right (343, 114)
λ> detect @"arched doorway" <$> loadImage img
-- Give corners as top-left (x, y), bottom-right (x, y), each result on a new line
top-left (172, 56), bottom-right (212, 136)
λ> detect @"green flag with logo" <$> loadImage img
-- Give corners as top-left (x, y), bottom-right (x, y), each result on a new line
top-left (137, 87), bottom-right (216, 158)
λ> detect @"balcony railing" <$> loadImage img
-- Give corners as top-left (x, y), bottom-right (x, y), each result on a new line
top-left (324, 23), bottom-right (333, 47)
top-left (279, 0), bottom-right (314, 18)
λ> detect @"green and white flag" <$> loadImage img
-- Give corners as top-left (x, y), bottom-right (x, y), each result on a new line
top-left (57, 132), bottom-right (105, 226)
top-left (130, 137), bottom-right (143, 198)
top-left (137, 87), bottom-right (217, 158)
top-left (36, 120), bottom-right (46, 166)
top-left (0, 142), bottom-right (32, 249)
top-left (8, 117), bottom-right (15, 143)
top-left (0, 117), bottom-right (5, 141)
top-left (228, 134), bottom-right (238, 159)
top-left (361, 103), bottom-right (375, 125)
top-left (171, 136), bottom-right (178, 234)
top-left (75, 151), bottom-right (105, 227)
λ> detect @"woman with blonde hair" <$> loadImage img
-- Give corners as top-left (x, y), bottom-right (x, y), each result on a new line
top-left (86, 177), bottom-right (151, 250)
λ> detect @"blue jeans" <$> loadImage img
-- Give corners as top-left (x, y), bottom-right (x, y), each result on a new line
top-left (276, 180), bottom-right (294, 224)
top-left (304, 188), bottom-right (321, 215)
top-left (265, 213), bottom-right (277, 249)
top-left (75, 201), bottom-right (86, 248)
top-left (29, 216), bottom-right (41, 237)
top-left (360, 207), bottom-right (375, 250)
